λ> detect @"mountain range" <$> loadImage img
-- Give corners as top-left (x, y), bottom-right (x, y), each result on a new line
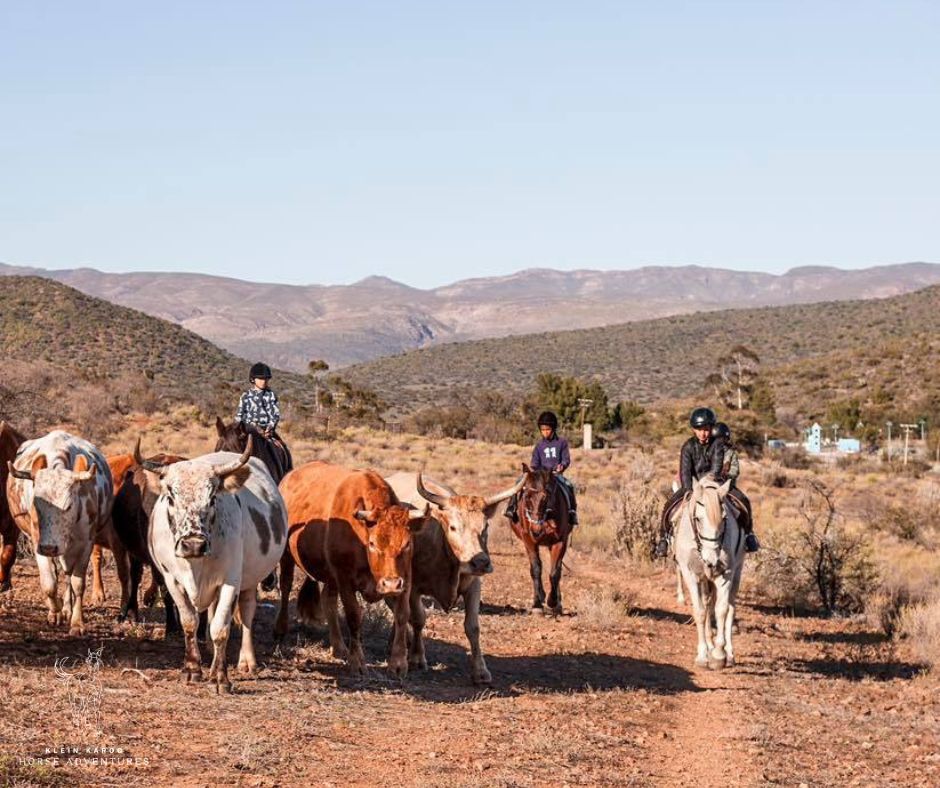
top-left (1, 260), bottom-right (938, 371)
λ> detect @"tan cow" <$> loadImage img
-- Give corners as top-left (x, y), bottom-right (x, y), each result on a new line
top-left (385, 472), bottom-right (523, 684)
top-left (277, 461), bottom-right (428, 678)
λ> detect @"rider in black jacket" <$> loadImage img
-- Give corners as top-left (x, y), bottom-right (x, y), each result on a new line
top-left (654, 407), bottom-right (757, 557)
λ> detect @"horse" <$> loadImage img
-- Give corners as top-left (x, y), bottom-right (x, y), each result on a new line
top-left (215, 417), bottom-right (292, 591)
top-left (509, 463), bottom-right (575, 615)
top-left (674, 475), bottom-right (745, 670)
top-left (214, 417), bottom-right (292, 483)
top-left (0, 420), bottom-right (26, 591)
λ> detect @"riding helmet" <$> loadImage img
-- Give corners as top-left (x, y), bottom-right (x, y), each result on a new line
top-left (537, 411), bottom-right (559, 429)
top-left (689, 407), bottom-right (717, 429)
top-left (249, 362), bottom-right (273, 381)
top-left (713, 422), bottom-right (731, 440)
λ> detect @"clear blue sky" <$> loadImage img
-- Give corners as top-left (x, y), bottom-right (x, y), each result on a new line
top-left (1, 1), bottom-right (937, 288)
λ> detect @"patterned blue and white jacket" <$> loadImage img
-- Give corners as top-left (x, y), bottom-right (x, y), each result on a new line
top-left (235, 387), bottom-right (281, 431)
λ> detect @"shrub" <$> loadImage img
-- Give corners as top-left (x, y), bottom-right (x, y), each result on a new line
top-left (900, 599), bottom-right (940, 671)
top-left (612, 457), bottom-right (662, 562)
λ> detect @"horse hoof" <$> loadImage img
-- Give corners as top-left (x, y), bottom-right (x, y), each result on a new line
top-left (694, 657), bottom-right (709, 668)
top-left (725, 656), bottom-right (736, 668)
top-left (473, 668), bottom-right (493, 686)
top-left (707, 657), bottom-right (726, 671)
top-left (530, 606), bottom-right (545, 616)
top-left (69, 626), bottom-right (85, 637)
top-left (550, 605), bottom-right (563, 617)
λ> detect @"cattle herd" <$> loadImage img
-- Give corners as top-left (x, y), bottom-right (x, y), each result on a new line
top-left (0, 421), bottom-right (525, 692)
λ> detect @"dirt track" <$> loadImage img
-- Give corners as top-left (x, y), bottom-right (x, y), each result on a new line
top-left (0, 529), bottom-right (937, 787)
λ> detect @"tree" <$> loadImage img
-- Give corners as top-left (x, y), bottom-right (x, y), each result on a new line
top-left (705, 345), bottom-right (761, 410)
top-left (534, 373), bottom-right (612, 430)
top-left (307, 359), bottom-right (330, 413)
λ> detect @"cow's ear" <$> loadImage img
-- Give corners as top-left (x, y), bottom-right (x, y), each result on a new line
top-left (408, 503), bottom-right (430, 532)
top-left (215, 416), bottom-right (225, 437)
top-left (221, 465), bottom-right (251, 494)
top-left (354, 509), bottom-right (377, 525)
top-left (31, 454), bottom-right (48, 476)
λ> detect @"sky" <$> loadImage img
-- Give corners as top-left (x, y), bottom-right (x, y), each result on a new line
top-left (1, 1), bottom-right (937, 288)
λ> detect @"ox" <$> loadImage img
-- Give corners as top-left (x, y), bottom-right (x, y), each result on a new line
top-left (276, 461), bottom-right (429, 678)
top-left (6, 430), bottom-right (113, 635)
top-left (88, 454), bottom-right (136, 610)
top-left (142, 439), bottom-right (287, 692)
top-left (0, 420), bottom-right (26, 591)
top-left (385, 472), bottom-right (523, 684)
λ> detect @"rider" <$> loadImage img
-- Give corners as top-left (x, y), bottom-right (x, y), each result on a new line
top-left (653, 407), bottom-right (725, 558)
top-left (713, 422), bottom-right (759, 553)
top-left (504, 411), bottom-right (578, 526)
top-left (236, 362), bottom-right (283, 442)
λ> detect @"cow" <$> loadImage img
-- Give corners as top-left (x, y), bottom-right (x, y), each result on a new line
top-left (140, 438), bottom-right (287, 693)
top-left (385, 472), bottom-right (524, 684)
top-left (0, 420), bottom-right (26, 592)
top-left (276, 461), bottom-right (429, 678)
top-left (6, 430), bottom-right (113, 635)
top-left (88, 454), bottom-right (137, 610)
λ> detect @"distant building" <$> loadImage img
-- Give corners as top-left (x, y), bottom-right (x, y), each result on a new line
top-left (804, 423), bottom-right (822, 454)
top-left (837, 438), bottom-right (861, 454)
top-left (767, 439), bottom-right (787, 450)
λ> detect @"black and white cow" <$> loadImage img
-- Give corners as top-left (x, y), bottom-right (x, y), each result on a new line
top-left (138, 438), bottom-right (287, 692)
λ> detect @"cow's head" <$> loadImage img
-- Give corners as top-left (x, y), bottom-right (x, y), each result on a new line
top-left (353, 502), bottom-right (429, 596)
top-left (136, 437), bottom-right (252, 559)
top-left (8, 454), bottom-right (98, 558)
top-left (415, 473), bottom-right (524, 576)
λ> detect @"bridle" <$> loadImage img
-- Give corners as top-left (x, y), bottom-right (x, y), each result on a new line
top-left (688, 491), bottom-right (731, 573)
top-left (521, 473), bottom-right (559, 534)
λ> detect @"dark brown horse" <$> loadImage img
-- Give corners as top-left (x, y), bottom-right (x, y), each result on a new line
top-left (214, 417), bottom-right (293, 483)
top-left (0, 420), bottom-right (26, 591)
top-left (509, 464), bottom-right (574, 615)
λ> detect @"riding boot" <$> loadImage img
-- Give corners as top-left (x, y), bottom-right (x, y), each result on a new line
top-left (504, 493), bottom-right (519, 523)
top-left (654, 536), bottom-right (670, 558)
top-left (745, 533), bottom-right (760, 552)
top-left (569, 507), bottom-right (578, 526)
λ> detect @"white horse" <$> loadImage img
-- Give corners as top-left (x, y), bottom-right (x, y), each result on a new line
top-left (675, 476), bottom-right (745, 669)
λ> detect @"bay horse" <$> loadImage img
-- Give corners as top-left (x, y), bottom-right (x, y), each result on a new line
top-left (215, 417), bottom-right (293, 591)
top-left (509, 463), bottom-right (574, 615)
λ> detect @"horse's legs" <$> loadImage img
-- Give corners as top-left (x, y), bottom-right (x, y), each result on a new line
top-left (676, 563), bottom-right (686, 605)
top-left (680, 566), bottom-right (708, 667)
top-left (724, 566), bottom-right (743, 667)
top-left (523, 539), bottom-right (545, 612)
top-left (0, 521), bottom-right (17, 592)
top-left (710, 577), bottom-right (731, 669)
top-left (546, 539), bottom-right (567, 615)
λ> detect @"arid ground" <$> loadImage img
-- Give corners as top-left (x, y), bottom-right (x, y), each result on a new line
top-left (1, 425), bottom-right (938, 787)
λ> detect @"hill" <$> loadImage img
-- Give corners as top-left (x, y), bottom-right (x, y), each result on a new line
top-left (0, 277), bottom-right (309, 432)
top-left (2, 260), bottom-right (939, 370)
top-left (340, 285), bottom-right (940, 421)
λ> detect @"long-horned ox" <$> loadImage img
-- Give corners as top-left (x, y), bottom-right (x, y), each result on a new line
top-left (140, 438), bottom-right (287, 692)
top-left (6, 430), bottom-right (113, 635)
top-left (276, 461), bottom-right (429, 678)
top-left (385, 472), bottom-right (523, 684)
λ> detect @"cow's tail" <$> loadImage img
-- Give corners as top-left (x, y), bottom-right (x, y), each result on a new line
top-left (297, 578), bottom-right (324, 625)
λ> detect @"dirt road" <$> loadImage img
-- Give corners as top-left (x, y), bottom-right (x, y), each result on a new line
top-left (0, 532), bottom-right (936, 787)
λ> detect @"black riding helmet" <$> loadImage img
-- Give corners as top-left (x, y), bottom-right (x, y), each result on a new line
top-left (537, 411), bottom-right (559, 430)
top-left (713, 422), bottom-right (731, 440)
top-left (249, 362), bottom-right (273, 381)
top-left (689, 407), bottom-right (717, 429)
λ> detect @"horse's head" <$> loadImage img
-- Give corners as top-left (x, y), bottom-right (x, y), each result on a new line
top-left (215, 417), bottom-right (249, 454)
top-left (689, 475), bottom-right (733, 574)
top-left (519, 464), bottom-right (559, 530)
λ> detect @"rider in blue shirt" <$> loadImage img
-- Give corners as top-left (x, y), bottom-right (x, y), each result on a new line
top-left (505, 411), bottom-right (578, 526)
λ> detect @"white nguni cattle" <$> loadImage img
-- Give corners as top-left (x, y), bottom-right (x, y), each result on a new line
top-left (385, 471), bottom-right (523, 684)
top-left (138, 438), bottom-right (287, 693)
top-left (6, 430), bottom-right (113, 635)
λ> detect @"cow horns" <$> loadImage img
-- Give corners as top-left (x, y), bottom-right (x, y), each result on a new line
top-left (416, 472), bottom-right (450, 508)
top-left (211, 436), bottom-right (253, 478)
top-left (134, 437), bottom-right (170, 475)
top-left (7, 461), bottom-right (33, 481)
top-left (483, 476), bottom-right (526, 507)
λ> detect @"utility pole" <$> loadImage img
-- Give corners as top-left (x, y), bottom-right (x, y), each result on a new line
top-left (901, 423), bottom-right (918, 466)
top-left (886, 421), bottom-right (893, 461)
top-left (578, 398), bottom-right (594, 451)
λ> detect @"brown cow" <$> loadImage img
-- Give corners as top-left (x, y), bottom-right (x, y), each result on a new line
top-left (0, 420), bottom-right (26, 591)
top-left (385, 472), bottom-right (523, 684)
top-left (276, 461), bottom-right (428, 678)
top-left (88, 454), bottom-right (137, 609)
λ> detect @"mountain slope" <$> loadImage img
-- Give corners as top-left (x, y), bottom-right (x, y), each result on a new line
top-left (0, 276), bottom-right (303, 403)
top-left (2, 261), bottom-right (938, 370)
top-left (340, 285), bottom-right (940, 417)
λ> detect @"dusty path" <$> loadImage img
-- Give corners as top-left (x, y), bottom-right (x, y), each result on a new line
top-left (0, 533), bottom-right (937, 787)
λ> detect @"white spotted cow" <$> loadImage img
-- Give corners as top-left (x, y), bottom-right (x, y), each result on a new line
top-left (6, 430), bottom-right (113, 635)
top-left (139, 438), bottom-right (287, 693)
